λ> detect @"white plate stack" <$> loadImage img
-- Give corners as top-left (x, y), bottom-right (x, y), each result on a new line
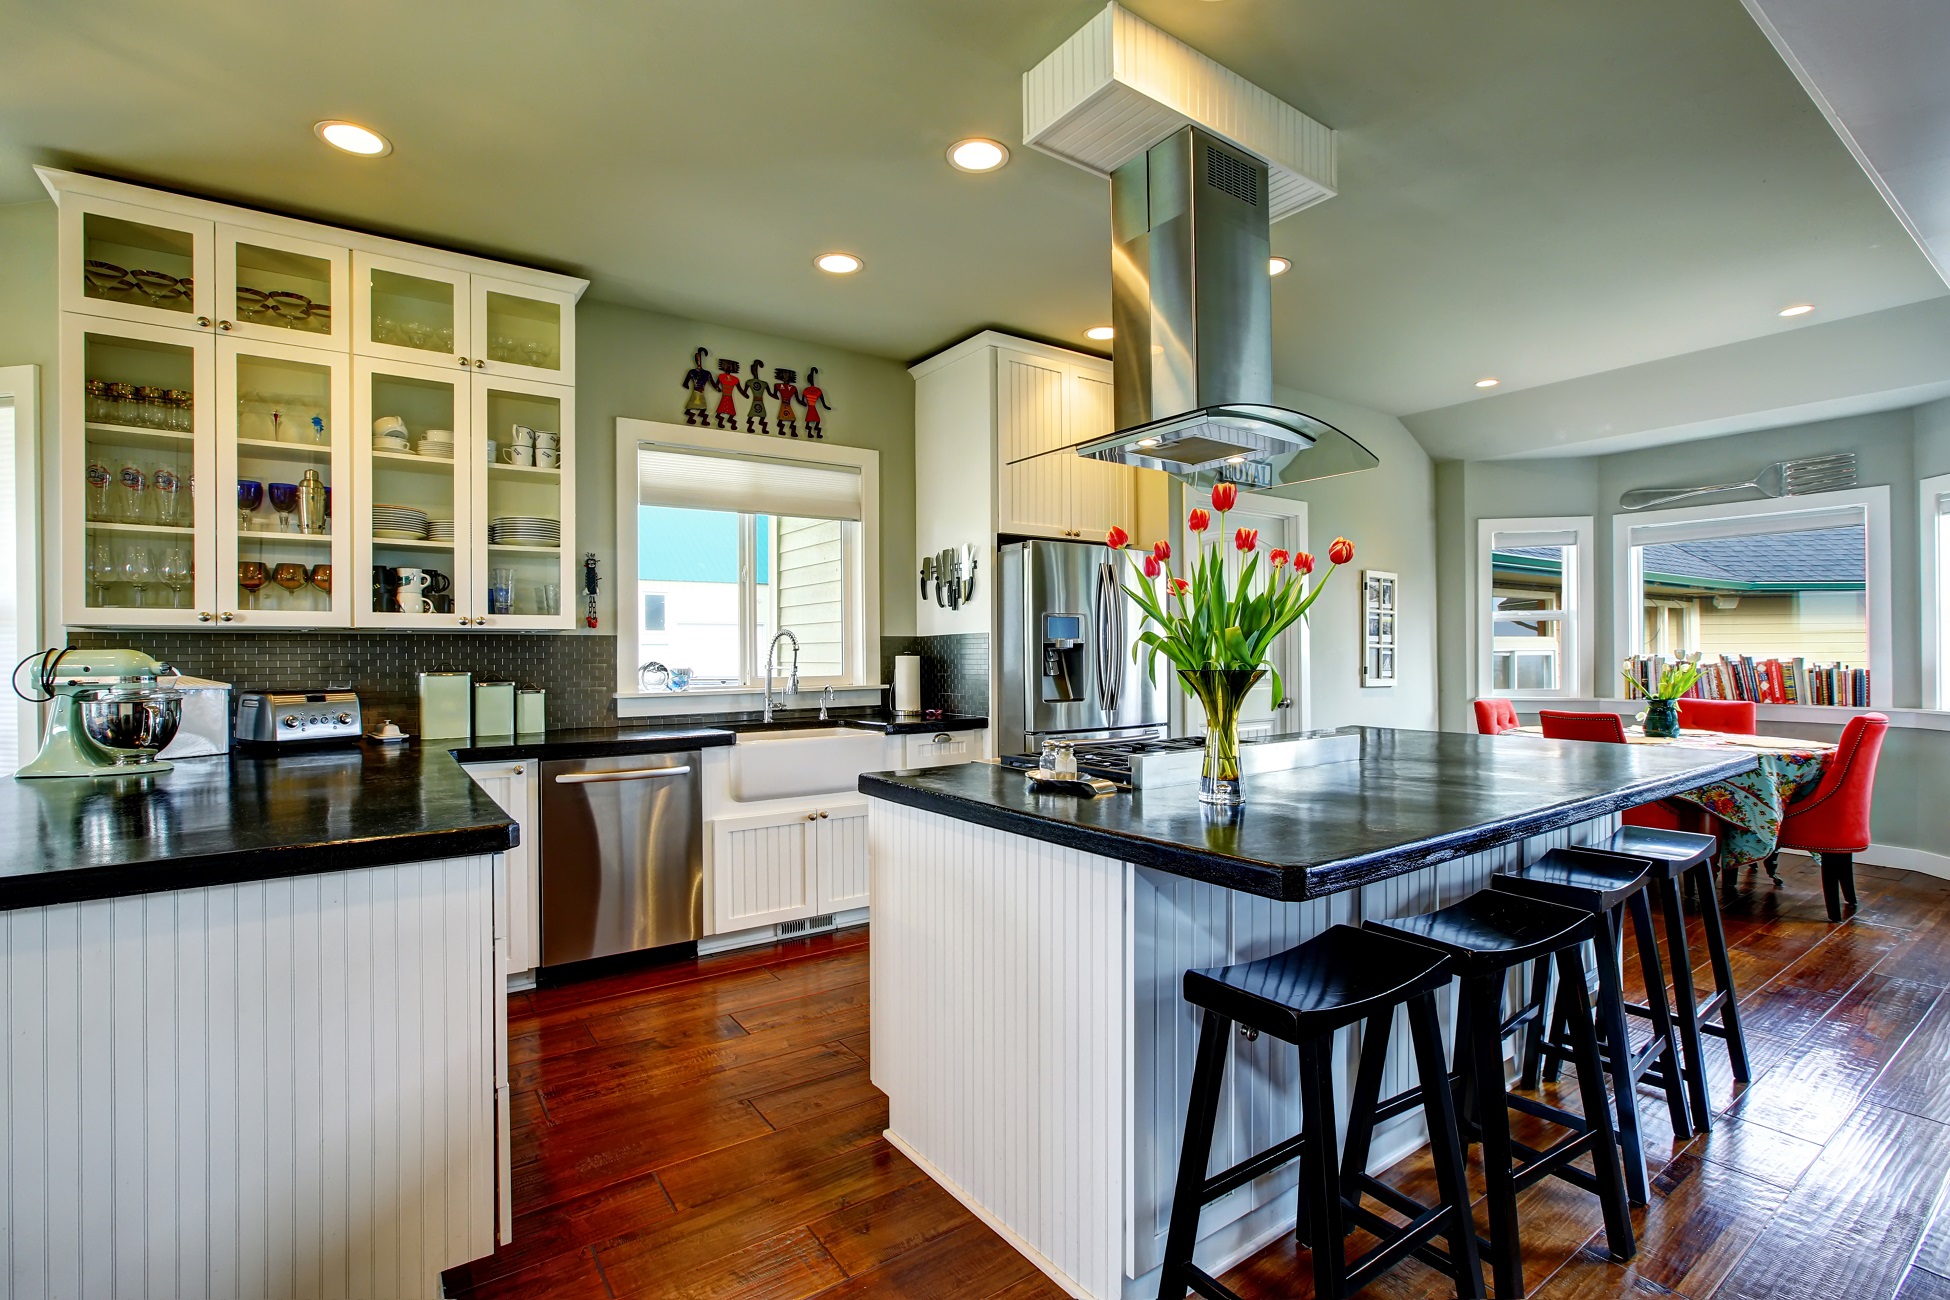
top-left (488, 516), bottom-right (561, 547)
top-left (426, 518), bottom-right (455, 542)
top-left (372, 504), bottom-right (429, 540)
top-left (416, 428), bottom-right (454, 459)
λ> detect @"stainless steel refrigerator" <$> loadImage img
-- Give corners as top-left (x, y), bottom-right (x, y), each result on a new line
top-left (996, 539), bottom-right (1168, 756)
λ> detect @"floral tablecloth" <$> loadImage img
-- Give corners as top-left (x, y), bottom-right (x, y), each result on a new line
top-left (1517, 727), bottom-right (1835, 867)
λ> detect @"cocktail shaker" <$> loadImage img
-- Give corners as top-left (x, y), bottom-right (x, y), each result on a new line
top-left (297, 468), bottom-right (327, 534)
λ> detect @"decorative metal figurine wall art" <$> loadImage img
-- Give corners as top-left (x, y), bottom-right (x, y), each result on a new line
top-left (1360, 569), bottom-right (1398, 687)
top-left (681, 347), bottom-right (712, 426)
top-left (741, 359), bottom-right (773, 434)
top-left (800, 366), bottom-right (831, 440)
top-left (711, 358), bottom-right (743, 429)
top-left (583, 552), bottom-right (601, 629)
top-left (770, 368), bottom-right (801, 437)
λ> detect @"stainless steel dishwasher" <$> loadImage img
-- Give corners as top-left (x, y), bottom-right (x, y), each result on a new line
top-left (538, 751), bottom-right (703, 967)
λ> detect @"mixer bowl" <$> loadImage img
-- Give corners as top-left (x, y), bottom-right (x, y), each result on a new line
top-left (77, 688), bottom-right (182, 765)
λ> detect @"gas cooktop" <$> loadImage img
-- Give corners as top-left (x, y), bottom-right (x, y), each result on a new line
top-left (999, 735), bottom-right (1206, 782)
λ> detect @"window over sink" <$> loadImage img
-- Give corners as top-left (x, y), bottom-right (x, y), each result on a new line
top-left (616, 422), bottom-right (880, 702)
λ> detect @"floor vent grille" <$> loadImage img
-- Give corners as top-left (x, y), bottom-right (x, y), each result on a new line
top-left (777, 914), bottom-right (837, 938)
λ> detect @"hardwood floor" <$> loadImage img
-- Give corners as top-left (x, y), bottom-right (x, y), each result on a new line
top-left (444, 853), bottom-right (1950, 1299)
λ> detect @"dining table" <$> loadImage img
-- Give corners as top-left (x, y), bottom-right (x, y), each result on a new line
top-left (1514, 725), bottom-right (1838, 868)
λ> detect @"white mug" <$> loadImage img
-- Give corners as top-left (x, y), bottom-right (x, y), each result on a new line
top-left (506, 444), bottom-right (535, 467)
top-left (536, 446), bottom-right (560, 469)
top-left (395, 567), bottom-right (431, 592)
top-left (534, 430), bottom-right (559, 451)
top-left (511, 424), bottom-right (536, 448)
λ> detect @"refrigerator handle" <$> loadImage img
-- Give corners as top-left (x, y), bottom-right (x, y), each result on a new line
top-left (1096, 559), bottom-right (1122, 715)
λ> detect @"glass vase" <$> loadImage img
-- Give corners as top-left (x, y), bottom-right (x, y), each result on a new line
top-left (1180, 667), bottom-right (1266, 806)
top-left (1644, 697), bottom-right (1680, 739)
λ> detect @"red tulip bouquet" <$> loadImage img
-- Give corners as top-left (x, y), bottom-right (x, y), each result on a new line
top-left (1109, 482), bottom-right (1354, 805)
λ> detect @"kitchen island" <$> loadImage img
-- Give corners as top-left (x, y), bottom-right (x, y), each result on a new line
top-left (1, 745), bottom-right (518, 1300)
top-left (860, 727), bottom-right (1756, 1300)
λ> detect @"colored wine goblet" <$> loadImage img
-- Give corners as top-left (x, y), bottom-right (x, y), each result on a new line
top-left (238, 479), bottom-right (264, 531)
top-left (237, 561), bottom-right (268, 610)
top-left (267, 482), bottom-right (299, 533)
top-left (273, 562), bottom-right (308, 608)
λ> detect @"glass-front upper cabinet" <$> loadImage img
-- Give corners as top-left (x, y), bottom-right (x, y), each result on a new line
top-left (216, 338), bottom-right (352, 627)
top-left (471, 374), bottom-right (574, 629)
top-left (352, 357), bottom-right (474, 628)
top-left (61, 316), bottom-right (218, 627)
top-left (59, 194), bottom-right (215, 331)
top-left (472, 274), bottom-right (576, 383)
top-left (216, 227), bottom-right (349, 351)
top-left (352, 251), bottom-right (473, 371)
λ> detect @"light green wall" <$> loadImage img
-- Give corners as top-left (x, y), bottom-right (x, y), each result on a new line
top-left (572, 299), bottom-right (916, 637)
top-left (0, 201), bottom-right (56, 378)
top-left (1273, 385), bottom-right (1439, 731)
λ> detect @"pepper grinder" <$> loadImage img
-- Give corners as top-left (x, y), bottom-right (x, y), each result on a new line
top-left (297, 468), bottom-right (328, 534)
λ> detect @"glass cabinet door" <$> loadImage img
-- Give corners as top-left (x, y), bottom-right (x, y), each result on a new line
top-left (353, 358), bottom-right (473, 628)
top-left (352, 251), bottom-right (473, 370)
top-left (59, 194), bottom-right (214, 331)
top-left (216, 226), bottom-right (349, 351)
top-left (471, 274), bottom-right (575, 382)
top-left (470, 375), bottom-right (574, 628)
top-left (63, 317), bottom-right (217, 627)
top-left (217, 338), bottom-right (352, 627)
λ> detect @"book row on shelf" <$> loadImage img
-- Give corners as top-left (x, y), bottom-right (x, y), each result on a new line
top-left (1624, 653), bottom-right (1871, 708)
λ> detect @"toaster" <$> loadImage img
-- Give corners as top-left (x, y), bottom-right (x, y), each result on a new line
top-left (234, 689), bottom-right (364, 749)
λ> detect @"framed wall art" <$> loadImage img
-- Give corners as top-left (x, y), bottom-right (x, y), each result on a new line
top-left (1361, 569), bottom-right (1397, 687)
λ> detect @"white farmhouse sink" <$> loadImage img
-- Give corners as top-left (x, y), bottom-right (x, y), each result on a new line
top-left (730, 727), bottom-right (890, 801)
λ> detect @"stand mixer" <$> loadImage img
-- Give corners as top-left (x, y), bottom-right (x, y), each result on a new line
top-left (14, 648), bottom-right (184, 778)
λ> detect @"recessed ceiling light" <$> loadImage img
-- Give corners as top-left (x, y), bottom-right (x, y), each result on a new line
top-left (1137, 437), bottom-right (1161, 447)
top-left (947, 138), bottom-right (1010, 173)
top-left (1085, 326), bottom-right (1114, 340)
top-left (1226, 455), bottom-right (1245, 464)
top-left (1475, 377), bottom-right (1500, 389)
top-left (814, 252), bottom-right (863, 274)
top-left (1778, 303), bottom-right (1815, 317)
top-left (1268, 257), bottom-right (1291, 276)
top-left (314, 120), bottom-right (391, 157)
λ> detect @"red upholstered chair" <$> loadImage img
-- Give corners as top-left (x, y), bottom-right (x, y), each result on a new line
top-left (1537, 710), bottom-right (1628, 744)
top-left (1676, 699), bottom-right (1758, 735)
top-left (1474, 698), bottom-right (1520, 735)
top-left (1777, 713), bottom-right (1890, 922)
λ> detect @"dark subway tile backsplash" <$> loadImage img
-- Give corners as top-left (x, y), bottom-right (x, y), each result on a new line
top-left (879, 633), bottom-right (988, 717)
top-left (65, 631), bottom-right (620, 734)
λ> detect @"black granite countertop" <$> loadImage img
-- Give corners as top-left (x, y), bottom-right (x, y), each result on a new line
top-left (0, 742), bottom-right (517, 911)
top-left (858, 728), bottom-right (1758, 901)
top-left (452, 712), bottom-right (987, 761)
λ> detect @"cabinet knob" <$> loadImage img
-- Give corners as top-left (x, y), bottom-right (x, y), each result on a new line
top-left (197, 611), bottom-right (214, 623)
top-left (514, 766), bottom-right (523, 776)
top-left (474, 359), bottom-right (485, 369)
top-left (819, 811), bottom-right (829, 819)
top-left (217, 320), bottom-right (233, 331)
top-left (475, 616), bottom-right (488, 626)
top-left (457, 356), bottom-right (469, 367)
top-left (459, 617), bottom-right (472, 626)
top-left (806, 813), bottom-right (817, 821)
top-left (219, 611), bottom-right (235, 622)
top-left (195, 317), bottom-right (212, 329)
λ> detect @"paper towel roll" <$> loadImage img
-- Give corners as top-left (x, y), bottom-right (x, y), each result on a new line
top-left (894, 654), bottom-right (922, 715)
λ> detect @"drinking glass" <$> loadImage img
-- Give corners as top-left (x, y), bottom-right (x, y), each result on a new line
top-left (160, 547), bottom-right (192, 609)
top-left (85, 460), bottom-right (111, 521)
top-left (108, 383), bottom-right (136, 426)
top-left (273, 563), bottom-right (308, 608)
top-left (167, 389), bottom-right (193, 432)
top-left (116, 461), bottom-right (147, 523)
top-left (120, 546), bottom-right (153, 608)
top-left (85, 380), bottom-right (109, 423)
top-left (489, 567), bottom-right (515, 615)
top-left (267, 481), bottom-right (299, 532)
top-left (237, 561), bottom-right (268, 609)
top-left (238, 479), bottom-right (264, 531)
top-left (88, 541), bottom-right (117, 605)
top-left (539, 582), bottom-right (561, 616)
top-left (152, 465), bottom-right (185, 527)
top-left (309, 563), bottom-right (333, 605)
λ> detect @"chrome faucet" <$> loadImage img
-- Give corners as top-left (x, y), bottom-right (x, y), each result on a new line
top-left (819, 684), bottom-right (835, 721)
top-left (763, 629), bottom-right (800, 723)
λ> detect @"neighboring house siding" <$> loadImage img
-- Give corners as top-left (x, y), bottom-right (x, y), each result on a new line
top-left (1692, 592), bottom-right (1868, 663)
top-left (776, 518), bottom-right (846, 677)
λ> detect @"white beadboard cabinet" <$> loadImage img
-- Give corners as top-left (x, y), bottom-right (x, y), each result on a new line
top-left (707, 800), bottom-right (869, 933)
top-left (462, 758), bottom-right (542, 979)
top-left (867, 799), bottom-right (1620, 1300)
top-left (1, 856), bottom-right (508, 1300)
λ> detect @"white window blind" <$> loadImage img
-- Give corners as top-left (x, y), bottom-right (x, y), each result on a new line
top-left (1626, 504), bottom-right (1865, 549)
top-left (637, 445), bottom-right (862, 521)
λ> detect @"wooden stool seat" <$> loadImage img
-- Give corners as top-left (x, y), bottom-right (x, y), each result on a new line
top-left (1160, 925), bottom-right (1484, 1300)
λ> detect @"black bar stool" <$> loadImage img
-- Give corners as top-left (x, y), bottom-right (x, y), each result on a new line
top-left (1158, 925), bottom-right (1485, 1300)
top-left (1608, 826), bottom-right (1751, 1128)
top-left (1351, 890), bottom-right (1637, 1298)
top-left (1494, 847), bottom-right (1692, 1206)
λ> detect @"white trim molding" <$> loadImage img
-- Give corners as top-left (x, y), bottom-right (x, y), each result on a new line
top-left (0, 365), bottom-right (42, 762)
top-left (1611, 486), bottom-right (1893, 709)
top-left (613, 418), bottom-right (881, 702)
top-left (1922, 473), bottom-right (1950, 711)
top-left (1475, 515), bottom-right (1596, 701)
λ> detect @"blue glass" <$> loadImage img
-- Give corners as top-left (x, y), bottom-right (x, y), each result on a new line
top-left (237, 479), bottom-right (264, 531)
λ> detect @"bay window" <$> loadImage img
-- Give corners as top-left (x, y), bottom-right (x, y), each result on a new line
top-left (1476, 516), bottom-right (1594, 699)
top-left (616, 421), bottom-right (879, 702)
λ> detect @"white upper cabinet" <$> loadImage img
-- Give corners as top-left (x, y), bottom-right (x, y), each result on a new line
top-left (60, 193), bottom-right (216, 331)
top-left (471, 273), bottom-right (576, 382)
top-left (353, 250), bottom-right (474, 370)
top-left (217, 226), bottom-right (349, 351)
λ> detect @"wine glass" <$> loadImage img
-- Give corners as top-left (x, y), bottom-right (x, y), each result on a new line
top-left (310, 564), bottom-right (333, 612)
top-left (88, 541), bottom-right (117, 605)
top-left (237, 561), bottom-right (268, 609)
top-left (273, 563), bottom-right (308, 610)
top-left (160, 547), bottom-right (192, 609)
top-left (238, 479), bottom-right (264, 531)
top-left (267, 481), bottom-right (298, 533)
top-left (120, 545), bottom-right (153, 608)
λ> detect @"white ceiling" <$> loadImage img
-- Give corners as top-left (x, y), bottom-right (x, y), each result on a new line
top-left (0, 0), bottom-right (1943, 450)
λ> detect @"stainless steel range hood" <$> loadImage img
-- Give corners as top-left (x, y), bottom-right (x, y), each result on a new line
top-left (1075, 126), bottom-right (1377, 496)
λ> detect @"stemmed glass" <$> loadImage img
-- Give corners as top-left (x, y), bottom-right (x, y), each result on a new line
top-left (268, 482), bottom-right (299, 533)
top-left (238, 479), bottom-right (264, 531)
top-left (237, 561), bottom-right (268, 609)
top-left (120, 545), bottom-right (153, 608)
top-left (273, 563), bottom-right (309, 610)
top-left (160, 547), bottom-right (192, 609)
top-left (88, 541), bottom-right (117, 606)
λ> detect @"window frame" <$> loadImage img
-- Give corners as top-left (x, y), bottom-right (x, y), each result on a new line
top-left (1610, 486), bottom-right (1890, 708)
top-left (615, 419), bottom-right (880, 707)
top-left (1476, 515), bottom-right (1595, 700)
top-left (0, 366), bottom-right (42, 772)
top-left (1923, 473), bottom-right (1950, 710)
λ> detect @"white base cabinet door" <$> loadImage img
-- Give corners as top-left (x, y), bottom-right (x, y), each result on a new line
top-left (462, 759), bottom-right (540, 977)
top-left (708, 800), bottom-right (871, 934)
